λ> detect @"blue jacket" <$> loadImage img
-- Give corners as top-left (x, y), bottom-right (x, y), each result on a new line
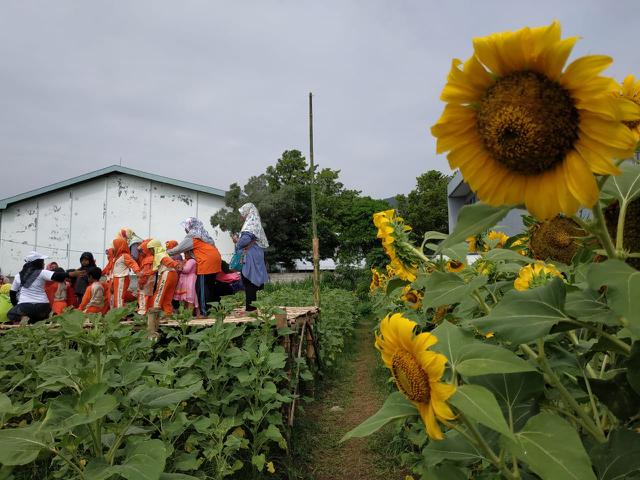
top-left (236, 232), bottom-right (269, 287)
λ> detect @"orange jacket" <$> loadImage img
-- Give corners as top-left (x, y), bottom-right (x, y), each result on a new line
top-left (193, 238), bottom-right (221, 275)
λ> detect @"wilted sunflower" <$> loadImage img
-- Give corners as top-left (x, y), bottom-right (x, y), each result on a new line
top-left (445, 260), bottom-right (465, 273)
top-left (487, 230), bottom-right (509, 248)
top-left (529, 215), bottom-right (585, 264)
top-left (466, 235), bottom-right (481, 253)
top-left (432, 21), bottom-right (640, 220)
top-left (514, 261), bottom-right (563, 291)
top-left (375, 314), bottom-right (456, 440)
top-left (373, 209), bottom-right (420, 282)
top-left (605, 198), bottom-right (640, 270)
top-left (370, 268), bottom-right (385, 292)
top-left (617, 75), bottom-right (640, 138)
top-left (401, 286), bottom-right (423, 310)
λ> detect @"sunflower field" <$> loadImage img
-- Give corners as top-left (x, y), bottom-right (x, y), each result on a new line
top-left (344, 22), bottom-right (640, 480)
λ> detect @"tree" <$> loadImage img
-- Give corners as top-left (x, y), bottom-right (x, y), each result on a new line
top-left (211, 150), bottom-right (355, 269)
top-left (395, 170), bottom-right (450, 240)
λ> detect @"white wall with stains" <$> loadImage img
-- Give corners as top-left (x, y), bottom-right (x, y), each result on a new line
top-left (0, 173), bottom-right (232, 275)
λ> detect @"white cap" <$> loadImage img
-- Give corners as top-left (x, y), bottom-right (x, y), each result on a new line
top-left (24, 251), bottom-right (48, 263)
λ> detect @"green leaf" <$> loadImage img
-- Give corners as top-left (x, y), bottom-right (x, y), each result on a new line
top-left (55, 309), bottom-right (86, 337)
top-left (422, 272), bottom-right (487, 309)
top-left (0, 394), bottom-right (12, 415)
top-left (421, 464), bottom-right (468, 480)
top-left (386, 277), bottom-right (408, 295)
top-left (471, 279), bottom-right (569, 345)
top-left (627, 343), bottom-right (640, 395)
top-left (112, 439), bottom-right (167, 480)
top-left (504, 412), bottom-right (596, 480)
top-left (0, 426), bottom-right (47, 466)
top-left (340, 392), bottom-right (417, 442)
top-left (588, 260), bottom-right (640, 338)
top-left (449, 385), bottom-right (514, 439)
top-left (42, 394), bottom-right (117, 432)
top-left (603, 162), bottom-right (640, 206)
top-left (565, 289), bottom-right (619, 326)
top-left (440, 203), bottom-right (513, 250)
top-left (589, 428), bottom-right (640, 480)
top-left (430, 321), bottom-right (475, 368)
top-left (441, 241), bottom-right (469, 263)
top-left (456, 343), bottom-right (535, 377)
top-left (422, 428), bottom-right (486, 467)
top-left (578, 373), bottom-right (640, 421)
top-left (483, 249), bottom-right (533, 263)
top-left (159, 474), bottom-right (200, 480)
top-left (251, 453), bottom-right (265, 471)
top-left (128, 381), bottom-right (202, 408)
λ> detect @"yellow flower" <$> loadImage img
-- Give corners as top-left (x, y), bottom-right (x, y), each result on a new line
top-left (375, 314), bottom-right (456, 440)
top-left (514, 262), bottom-right (563, 291)
top-left (487, 230), bottom-right (509, 248)
top-left (386, 263), bottom-right (396, 277)
top-left (474, 259), bottom-right (495, 276)
top-left (401, 286), bottom-right (423, 310)
top-left (390, 257), bottom-right (417, 282)
top-left (617, 74), bottom-right (640, 137)
top-left (466, 235), bottom-right (479, 253)
top-left (373, 209), bottom-right (420, 281)
top-left (431, 21), bottom-right (640, 220)
top-left (266, 461), bottom-right (276, 474)
top-left (511, 238), bottom-right (529, 256)
top-left (446, 260), bottom-right (465, 273)
top-left (370, 268), bottom-right (383, 292)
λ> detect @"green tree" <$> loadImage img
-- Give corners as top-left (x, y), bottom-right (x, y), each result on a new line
top-left (395, 170), bottom-right (450, 241)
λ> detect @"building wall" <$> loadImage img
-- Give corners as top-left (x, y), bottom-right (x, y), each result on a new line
top-left (0, 173), bottom-right (232, 275)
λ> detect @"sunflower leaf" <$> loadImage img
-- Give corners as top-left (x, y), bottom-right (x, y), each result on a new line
top-left (587, 260), bottom-right (640, 339)
top-left (421, 272), bottom-right (487, 309)
top-left (340, 392), bottom-right (417, 442)
top-left (449, 385), bottom-right (514, 440)
top-left (471, 279), bottom-right (569, 345)
top-left (439, 203), bottom-right (513, 250)
top-left (503, 412), bottom-right (596, 480)
top-left (602, 162), bottom-right (640, 207)
top-left (430, 321), bottom-right (475, 368)
top-left (456, 343), bottom-right (535, 377)
top-left (588, 428), bottom-right (640, 480)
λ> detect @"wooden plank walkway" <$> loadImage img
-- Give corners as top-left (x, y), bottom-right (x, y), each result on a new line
top-left (0, 306), bottom-right (319, 330)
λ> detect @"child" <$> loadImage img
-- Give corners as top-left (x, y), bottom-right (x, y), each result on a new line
top-left (111, 237), bottom-right (140, 308)
top-left (136, 240), bottom-right (156, 315)
top-left (47, 267), bottom-right (77, 315)
top-left (146, 239), bottom-right (181, 317)
top-left (173, 250), bottom-right (198, 315)
top-left (165, 240), bottom-right (183, 262)
top-left (78, 267), bottom-right (109, 314)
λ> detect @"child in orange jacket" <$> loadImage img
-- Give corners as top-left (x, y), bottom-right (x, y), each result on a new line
top-left (136, 240), bottom-right (156, 315)
top-left (78, 267), bottom-right (109, 314)
top-left (146, 239), bottom-right (181, 316)
top-left (111, 237), bottom-right (140, 309)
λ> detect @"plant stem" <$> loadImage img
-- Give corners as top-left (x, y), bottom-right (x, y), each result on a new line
top-left (528, 340), bottom-right (606, 443)
top-left (472, 291), bottom-right (491, 314)
top-left (582, 371), bottom-right (603, 431)
top-left (459, 414), bottom-right (519, 480)
top-left (592, 200), bottom-right (618, 259)
top-left (50, 448), bottom-right (85, 479)
top-left (564, 319), bottom-right (631, 355)
top-left (615, 201), bottom-right (628, 251)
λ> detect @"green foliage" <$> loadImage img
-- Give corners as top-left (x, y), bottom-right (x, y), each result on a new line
top-left (395, 170), bottom-right (450, 240)
top-left (0, 282), bottom-right (358, 479)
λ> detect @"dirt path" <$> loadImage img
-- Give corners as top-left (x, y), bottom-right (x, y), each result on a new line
top-left (304, 320), bottom-right (403, 480)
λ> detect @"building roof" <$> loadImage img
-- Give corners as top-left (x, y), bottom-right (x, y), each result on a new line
top-left (0, 165), bottom-right (226, 209)
top-left (447, 170), bottom-right (471, 198)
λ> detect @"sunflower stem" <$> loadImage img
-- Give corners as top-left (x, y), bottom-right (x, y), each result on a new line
top-left (564, 318), bottom-right (631, 355)
top-left (472, 291), bottom-right (491, 314)
top-left (530, 339), bottom-right (607, 444)
top-left (591, 200), bottom-right (619, 259)
top-left (458, 413), bottom-right (519, 480)
top-left (615, 201), bottom-right (628, 252)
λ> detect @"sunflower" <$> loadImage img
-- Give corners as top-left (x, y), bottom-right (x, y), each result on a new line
top-left (375, 314), bottom-right (456, 440)
top-left (474, 259), bottom-right (496, 276)
top-left (373, 209), bottom-right (420, 281)
top-left (487, 230), bottom-right (509, 248)
top-left (511, 237), bottom-right (529, 256)
top-left (446, 260), bottom-right (465, 273)
top-left (617, 75), bottom-right (640, 138)
top-left (431, 21), bottom-right (640, 220)
top-left (401, 286), bottom-right (423, 310)
top-left (514, 261), bottom-right (563, 291)
top-left (370, 268), bottom-right (385, 292)
top-left (529, 215), bottom-right (585, 264)
top-left (466, 235), bottom-right (480, 253)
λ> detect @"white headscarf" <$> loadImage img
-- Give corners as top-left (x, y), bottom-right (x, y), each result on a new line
top-left (239, 203), bottom-right (269, 248)
top-left (180, 217), bottom-right (216, 246)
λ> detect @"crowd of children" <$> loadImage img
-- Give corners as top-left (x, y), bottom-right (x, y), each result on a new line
top-left (1, 204), bottom-right (269, 323)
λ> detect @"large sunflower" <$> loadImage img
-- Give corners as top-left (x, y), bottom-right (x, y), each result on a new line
top-left (373, 209), bottom-right (419, 281)
top-left (432, 22), bottom-right (640, 220)
top-left (375, 314), bottom-right (456, 440)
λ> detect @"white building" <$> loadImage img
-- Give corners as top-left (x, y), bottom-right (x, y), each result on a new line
top-left (0, 165), bottom-right (233, 275)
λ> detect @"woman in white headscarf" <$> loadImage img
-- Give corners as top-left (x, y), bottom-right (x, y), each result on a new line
top-left (234, 203), bottom-right (269, 311)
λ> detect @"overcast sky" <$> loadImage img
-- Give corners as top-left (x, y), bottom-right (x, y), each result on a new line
top-left (1, 0), bottom-right (638, 201)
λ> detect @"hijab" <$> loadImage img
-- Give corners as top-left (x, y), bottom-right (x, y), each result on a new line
top-left (119, 228), bottom-right (143, 246)
top-left (239, 203), bottom-right (269, 248)
top-left (147, 239), bottom-right (169, 270)
top-left (80, 252), bottom-right (96, 269)
top-left (19, 259), bottom-right (45, 289)
top-left (138, 240), bottom-right (156, 271)
top-left (112, 238), bottom-right (130, 258)
top-left (180, 217), bottom-right (216, 246)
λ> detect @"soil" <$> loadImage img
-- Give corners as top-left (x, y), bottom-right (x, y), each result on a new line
top-left (303, 320), bottom-right (405, 480)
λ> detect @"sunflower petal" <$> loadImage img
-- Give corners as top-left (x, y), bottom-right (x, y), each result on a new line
top-left (417, 403), bottom-right (444, 440)
top-left (573, 141), bottom-right (620, 176)
top-left (561, 55), bottom-right (613, 90)
top-left (564, 151), bottom-right (599, 208)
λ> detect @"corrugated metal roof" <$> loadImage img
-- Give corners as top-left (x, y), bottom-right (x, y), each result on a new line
top-left (0, 165), bottom-right (226, 209)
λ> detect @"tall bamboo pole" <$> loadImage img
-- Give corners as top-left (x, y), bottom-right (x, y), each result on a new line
top-left (309, 92), bottom-right (321, 307)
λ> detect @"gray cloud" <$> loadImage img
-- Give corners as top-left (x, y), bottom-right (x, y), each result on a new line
top-left (0, 0), bottom-right (638, 200)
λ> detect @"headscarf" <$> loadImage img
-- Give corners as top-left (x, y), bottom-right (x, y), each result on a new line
top-left (19, 259), bottom-right (45, 289)
top-left (147, 239), bottom-right (168, 270)
top-left (180, 217), bottom-right (216, 246)
top-left (118, 228), bottom-right (143, 247)
top-left (80, 252), bottom-right (96, 268)
top-left (112, 238), bottom-right (130, 258)
top-left (138, 240), bottom-right (156, 271)
top-left (165, 240), bottom-right (183, 261)
top-left (239, 203), bottom-right (269, 248)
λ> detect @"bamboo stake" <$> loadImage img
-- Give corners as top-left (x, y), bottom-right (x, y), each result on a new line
top-left (309, 92), bottom-right (321, 308)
